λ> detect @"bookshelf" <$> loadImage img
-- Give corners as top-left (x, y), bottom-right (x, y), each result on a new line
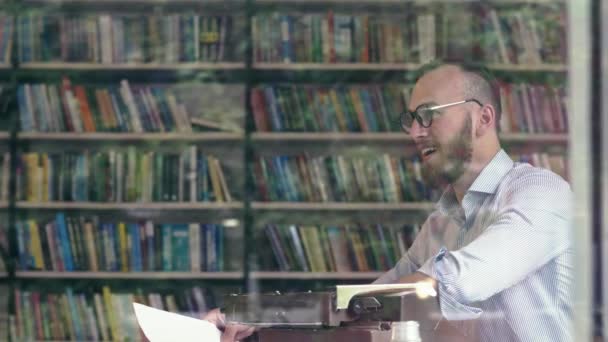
top-left (250, 271), bottom-right (383, 280)
top-left (15, 202), bottom-right (243, 210)
top-left (15, 271), bottom-right (243, 280)
top-left (252, 132), bottom-right (568, 144)
top-left (18, 62), bottom-right (246, 71)
top-left (251, 202), bottom-right (435, 211)
top-left (0, 0), bottom-right (578, 340)
top-left (18, 132), bottom-right (243, 142)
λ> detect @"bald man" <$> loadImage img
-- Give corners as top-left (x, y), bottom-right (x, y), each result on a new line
top-left (205, 63), bottom-right (573, 342)
top-left (374, 63), bottom-right (573, 341)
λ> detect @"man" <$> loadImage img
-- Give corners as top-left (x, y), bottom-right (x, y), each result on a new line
top-left (206, 62), bottom-right (573, 342)
top-left (373, 63), bottom-right (573, 342)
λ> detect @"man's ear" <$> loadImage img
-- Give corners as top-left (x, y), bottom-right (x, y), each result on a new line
top-left (476, 105), bottom-right (496, 137)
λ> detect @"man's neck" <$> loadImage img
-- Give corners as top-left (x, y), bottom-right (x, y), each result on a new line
top-left (452, 147), bottom-right (501, 203)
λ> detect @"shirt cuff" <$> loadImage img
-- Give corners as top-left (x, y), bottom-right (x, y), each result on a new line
top-left (418, 247), bottom-right (483, 321)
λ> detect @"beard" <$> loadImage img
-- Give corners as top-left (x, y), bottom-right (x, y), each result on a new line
top-left (420, 114), bottom-right (473, 188)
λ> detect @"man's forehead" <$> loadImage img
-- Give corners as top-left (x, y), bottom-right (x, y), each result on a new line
top-left (409, 66), bottom-right (465, 109)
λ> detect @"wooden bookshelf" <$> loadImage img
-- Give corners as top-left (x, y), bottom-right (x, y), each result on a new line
top-left (18, 62), bottom-right (246, 71)
top-left (15, 271), bottom-right (243, 280)
top-left (16, 201), bottom-right (243, 210)
top-left (252, 132), bottom-right (410, 142)
top-left (482, 63), bottom-right (568, 72)
top-left (254, 63), bottom-right (419, 71)
top-left (23, 0), bottom-right (240, 4)
top-left (256, 0), bottom-right (563, 4)
top-left (18, 132), bottom-right (244, 142)
top-left (252, 132), bottom-right (568, 144)
top-left (254, 63), bottom-right (567, 73)
top-left (252, 202), bottom-right (435, 211)
top-left (250, 271), bottom-right (383, 280)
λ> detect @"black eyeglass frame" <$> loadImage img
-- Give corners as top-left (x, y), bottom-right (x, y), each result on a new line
top-left (400, 98), bottom-right (483, 132)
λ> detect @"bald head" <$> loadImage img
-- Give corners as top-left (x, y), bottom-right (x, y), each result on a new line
top-left (412, 64), bottom-right (501, 129)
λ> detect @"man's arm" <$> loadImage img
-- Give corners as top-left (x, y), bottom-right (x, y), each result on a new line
top-left (415, 172), bottom-right (572, 318)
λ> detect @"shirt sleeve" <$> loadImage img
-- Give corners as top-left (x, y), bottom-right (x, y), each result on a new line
top-left (417, 171), bottom-right (572, 320)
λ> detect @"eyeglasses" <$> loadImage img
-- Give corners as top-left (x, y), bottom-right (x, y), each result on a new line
top-left (400, 99), bottom-right (483, 133)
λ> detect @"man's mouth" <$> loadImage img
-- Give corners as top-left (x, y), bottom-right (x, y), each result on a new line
top-left (421, 147), bottom-right (437, 159)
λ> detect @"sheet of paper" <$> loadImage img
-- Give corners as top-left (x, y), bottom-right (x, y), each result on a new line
top-left (335, 283), bottom-right (437, 309)
top-left (133, 302), bottom-right (221, 342)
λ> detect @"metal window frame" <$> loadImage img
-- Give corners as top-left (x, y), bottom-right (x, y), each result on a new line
top-left (569, 0), bottom-right (593, 340)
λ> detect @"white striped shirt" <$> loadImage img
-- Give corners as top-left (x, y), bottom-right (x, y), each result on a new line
top-left (375, 149), bottom-right (573, 342)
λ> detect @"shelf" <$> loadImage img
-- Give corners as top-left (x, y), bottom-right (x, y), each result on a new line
top-left (15, 271), bottom-right (243, 280)
top-left (16, 201), bottom-right (243, 210)
top-left (481, 63), bottom-right (567, 72)
top-left (0, 201), bottom-right (8, 209)
top-left (250, 271), bottom-right (384, 280)
top-left (23, 0), bottom-right (241, 4)
top-left (0, 132), bottom-right (9, 140)
top-left (252, 132), bottom-right (568, 144)
top-left (18, 132), bottom-right (244, 142)
top-left (254, 62), bottom-right (567, 72)
top-left (252, 132), bottom-right (411, 142)
top-left (254, 63), bottom-right (419, 71)
top-left (500, 133), bottom-right (569, 144)
top-left (252, 202), bottom-right (435, 211)
top-left (256, 0), bottom-right (563, 3)
top-left (18, 62), bottom-right (246, 71)
top-left (0, 272), bottom-right (7, 278)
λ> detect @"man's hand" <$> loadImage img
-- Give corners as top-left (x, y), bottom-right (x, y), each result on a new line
top-left (203, 308), bottom-right (256, 342)
top-left (398, 271), bottom-right (438, 298)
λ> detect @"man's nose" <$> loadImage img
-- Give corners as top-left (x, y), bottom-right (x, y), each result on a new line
top-left (409, 119), bottom-right (428, 139)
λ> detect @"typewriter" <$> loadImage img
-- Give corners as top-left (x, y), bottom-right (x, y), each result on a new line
top-left (222, 284), bottom-right (477, 342)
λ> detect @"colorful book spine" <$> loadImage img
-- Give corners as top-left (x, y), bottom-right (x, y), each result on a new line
top-left (16, 148), bottom-right (233, 203)
top-left (18, 14), bottom-right (237, 63)
top-left (15, 216), bottom-right (231, 273)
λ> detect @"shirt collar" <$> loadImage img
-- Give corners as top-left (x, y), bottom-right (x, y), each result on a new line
top-left (437, 149), bottom-right (514, 216)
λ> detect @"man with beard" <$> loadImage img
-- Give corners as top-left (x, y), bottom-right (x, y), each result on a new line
top-left (373, 63), bottom-right (573, 342)
top-left (203, 62), bottom-right (573, 342)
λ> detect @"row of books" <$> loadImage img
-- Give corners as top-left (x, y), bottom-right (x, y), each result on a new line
top-left (18, 14), bottom-right (239, 63)
top-left (16, 147), bottom-right (233, 203)
top-left (7, 6), bottom-right (566, 66)
top-left (1, 152), bottom-right (9, 202)
top-left (511, 152), bottom-right (569, 181)
top-left (16, 214), bottom-right (231, 272)
top-left (253, 12), bottom-right (434, 64)
top-left (253, 154), bottom-right (438, 202)
top-left (252, 84), bottom-right (406, 132)
top-left (12, 286), bottom-right (215, 342)
top-left (17, 79), bottom-right (569, 134)
top-left (252, 6), bottom-right (566, 64)
top-left (0, 226), bottom-right (6, 273)
top-left (261, 223), bottom-right (419, 272)
top-left (252, 83), bottom-right (569, 133)
top-left (0, 16), bottom-right (12, 65)
top-left (498, 82), bottom-right (568, 134)
top-left (475, 6), bottom-right (566, 65)
top-left (18, 79), bottom-right (196, 133)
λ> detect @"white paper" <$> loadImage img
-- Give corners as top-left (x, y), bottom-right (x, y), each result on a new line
top-left (133, 302), bottom-right (221, 342)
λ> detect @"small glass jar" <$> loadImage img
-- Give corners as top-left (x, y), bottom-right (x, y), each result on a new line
top-left (391, 321), bottom-right (422, 342)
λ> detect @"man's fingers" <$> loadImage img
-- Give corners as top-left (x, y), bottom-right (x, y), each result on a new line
top-left (202, 308), bottom-right (226, 329)
top-left (221, 324), bottom-right (239, 342)
top-left (234, 326), bottom-right (256, 340)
